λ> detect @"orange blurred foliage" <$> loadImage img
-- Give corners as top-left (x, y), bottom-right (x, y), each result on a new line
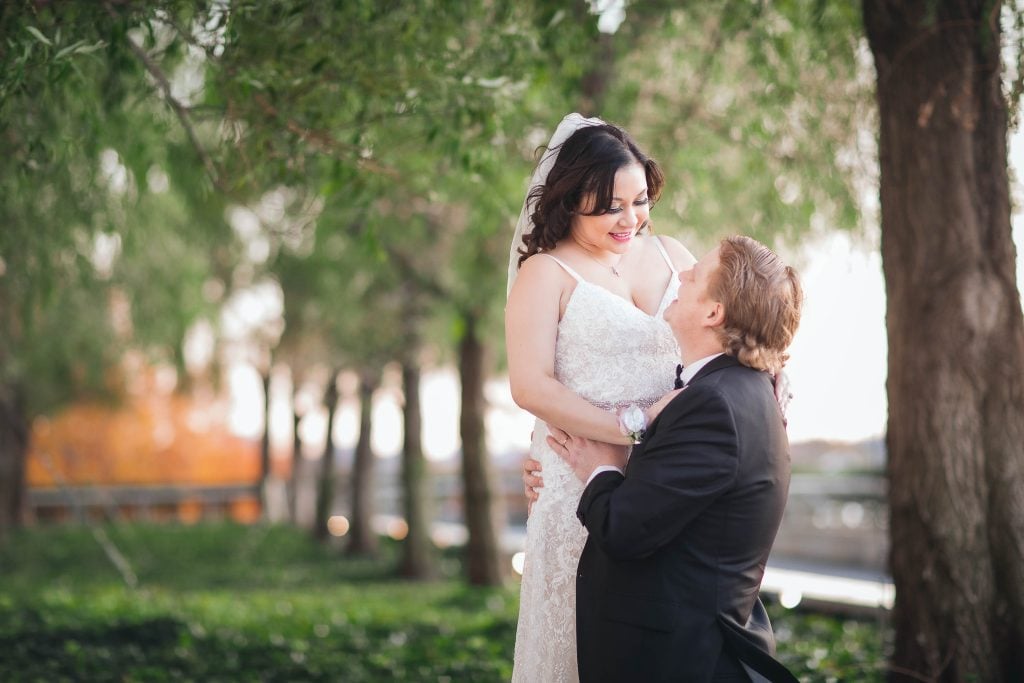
top-left (27, 370), bottom-right (260, 488)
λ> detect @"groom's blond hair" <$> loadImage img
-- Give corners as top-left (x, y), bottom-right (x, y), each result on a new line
top-left (709, 236), bottom-right (803, 374)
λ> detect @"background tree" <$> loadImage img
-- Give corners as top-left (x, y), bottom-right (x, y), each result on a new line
top-left (272, 215), bottom-right (406, 551)
top-left (397, 331), bottom-right (435, 579)
top-left (0, 1), bottom-right (235, 539)
top-left (314, 368), bottom-right (340, 542)
top-left (122, 0), bottom-right (552, 569)
top-left (351, 120), bottom-right (553, 584)
top-left (347, 367), bottom-right (381, 556)
top-left (864, 2), bottom-right (1024, 680)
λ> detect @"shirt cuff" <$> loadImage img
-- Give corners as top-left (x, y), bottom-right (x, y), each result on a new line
top-left (586, 465), bottom-right (624, 486)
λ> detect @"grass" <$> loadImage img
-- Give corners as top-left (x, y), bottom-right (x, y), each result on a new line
top-left (0, 522), bottom-right (890, 681)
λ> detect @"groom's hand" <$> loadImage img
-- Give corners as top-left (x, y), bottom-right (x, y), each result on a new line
top-left (522, 457), bottom-right (543, 514)
top-left (547, 426), bottom-right (628, 483)
top-left (646, 388), bottom-right (683, 423)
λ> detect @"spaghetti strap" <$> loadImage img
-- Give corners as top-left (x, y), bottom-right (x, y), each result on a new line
top-left (541, 254), bottom-right (584, 283)
top-left (652, 236), bottom-right (678, 275)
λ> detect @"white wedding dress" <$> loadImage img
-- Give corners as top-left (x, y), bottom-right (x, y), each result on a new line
top-left (511, 240), bottom-right (681, 682)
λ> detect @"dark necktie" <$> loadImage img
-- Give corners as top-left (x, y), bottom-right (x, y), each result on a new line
top-left (674, 364), bottom-right (685, 390)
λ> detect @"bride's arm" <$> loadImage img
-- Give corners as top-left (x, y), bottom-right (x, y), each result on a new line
top-left (506, 257), bottom-right (631, 445)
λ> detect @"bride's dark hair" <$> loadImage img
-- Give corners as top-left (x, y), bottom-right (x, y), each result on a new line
top-left (517, 123), bottom-right (664, 267)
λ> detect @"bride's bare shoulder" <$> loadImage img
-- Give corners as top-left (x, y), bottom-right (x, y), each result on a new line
top-left (507, 251), bottom-right (577, 319)
top-left (512, 251), bottom-right (575, 291)
top-left (518, 251), bottom-right (568, 277)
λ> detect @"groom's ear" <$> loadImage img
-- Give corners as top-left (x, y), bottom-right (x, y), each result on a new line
top-left (704, 301), bottom-right (725, 328)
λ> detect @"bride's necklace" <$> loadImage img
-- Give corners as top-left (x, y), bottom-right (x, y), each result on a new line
top-left (576, 244), bottom-right (623, 277)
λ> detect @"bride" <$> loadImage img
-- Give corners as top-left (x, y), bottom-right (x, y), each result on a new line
top-left (505, 113), bottom-right (694, 682)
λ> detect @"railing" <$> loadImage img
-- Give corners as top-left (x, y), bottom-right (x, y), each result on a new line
top-left (772, 473), bottom-right (888, 572)
top-left (27, 484), bottom-right (261, 523)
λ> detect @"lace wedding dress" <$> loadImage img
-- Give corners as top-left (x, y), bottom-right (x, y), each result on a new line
top-left (511, 241), bottom-right (680, 682)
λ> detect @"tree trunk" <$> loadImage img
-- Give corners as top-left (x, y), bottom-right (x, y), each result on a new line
top-left (864, 2), bottom-right (1024, 680)
top-left (289, 404), bottom-right (301, 525)
top-left (572, 0), bottom-right (615, 114)
top-left (399, 359), bottom-right (436, 579)
top-left (458, 312), bottom-right (504, 586)
top-left (579, 32), bottom-right (615, 114)
top-left (0, 381), bottom-right (28, 542)
top-left (259, 369), bottom-right (272, 520)
top-left (347, 368), bottom-right (379, 556)
top-left (314, 370), bottom-right (340, 542)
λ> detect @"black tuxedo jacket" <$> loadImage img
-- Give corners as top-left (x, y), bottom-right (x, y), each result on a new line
top-left (575, 354), bottom-right (797, 682)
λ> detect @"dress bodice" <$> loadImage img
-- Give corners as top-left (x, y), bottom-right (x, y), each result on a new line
top-left (554, 276), bottom-right (680, 410)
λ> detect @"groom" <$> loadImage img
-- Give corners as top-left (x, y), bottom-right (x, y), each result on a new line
top-left (547, 235), bottom-right (802, 682)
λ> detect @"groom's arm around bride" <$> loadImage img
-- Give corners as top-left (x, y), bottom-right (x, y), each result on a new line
top-left (550, 236), bottom-right (802, 683)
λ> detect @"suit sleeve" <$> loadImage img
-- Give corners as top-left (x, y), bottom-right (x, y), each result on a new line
top-left (575, 384), bottom-right (739, 561)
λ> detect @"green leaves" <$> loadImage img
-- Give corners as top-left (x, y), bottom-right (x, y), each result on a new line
top-left (0, 523), bottom-right (889, 682)
top-left (24, 26), bottom-right (52, 47)
top-left (601, 1), bottom-right (868, 247)
top-left (1, 0), bottom-right (873, 427)
top-left (53, 40), bottom-right (107, 61)
top-left (1, 1), bottom-right (236, 420)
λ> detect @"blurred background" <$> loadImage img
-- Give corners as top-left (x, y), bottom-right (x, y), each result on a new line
top-left (3, 1), bottom-right (1023, 680)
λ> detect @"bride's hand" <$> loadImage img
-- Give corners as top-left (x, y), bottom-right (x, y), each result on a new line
top-left (773, 369), bottom-right (794, 427)
top-left (645, 388), bottom-right (683, 424)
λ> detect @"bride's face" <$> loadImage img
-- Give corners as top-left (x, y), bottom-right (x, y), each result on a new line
top-left (570, 163), bottom-right (649, 254)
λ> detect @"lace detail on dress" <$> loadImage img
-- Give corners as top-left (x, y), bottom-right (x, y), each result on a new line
top-left (512, 258), bottom-right (679, 682)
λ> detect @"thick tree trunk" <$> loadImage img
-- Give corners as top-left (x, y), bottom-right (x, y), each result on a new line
top-left (347, 369), bottom-right (379, 556)
top-left (0, 382), bottom-right (28, 542)
top-left (399, 359), bottom-right (436, 579)
top-left (864, 2), bottom-right (1024, 681)
top-left (259, 369), bottom-right (272, 520)
top-left (314, 371), bottom-right (339, 542)
top-left (458, 312), bottom-right (504, 586)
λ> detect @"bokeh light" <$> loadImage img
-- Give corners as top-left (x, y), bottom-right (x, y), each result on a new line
top-left (511, 551), bottom-right (526, 575)
top-left (327, 515), bottom-right (350, 537)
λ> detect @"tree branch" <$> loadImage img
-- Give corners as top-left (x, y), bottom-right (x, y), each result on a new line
top-left (249, 94), bottom-right (400, 178)
top-left (345, 217), bottom-right (451, 302)
top-left (105, 2), bottom-right (227, 193)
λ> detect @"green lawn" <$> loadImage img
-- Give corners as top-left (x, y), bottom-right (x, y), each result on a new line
top-left (0, 522), bottom-right (889, 681)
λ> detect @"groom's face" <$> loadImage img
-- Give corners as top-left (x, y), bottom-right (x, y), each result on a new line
top-left (663, 246), bottom-right (722, 342)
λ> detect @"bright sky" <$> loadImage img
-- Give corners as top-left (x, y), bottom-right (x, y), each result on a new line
top-left (781, 232), bottom-right (888, 443)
